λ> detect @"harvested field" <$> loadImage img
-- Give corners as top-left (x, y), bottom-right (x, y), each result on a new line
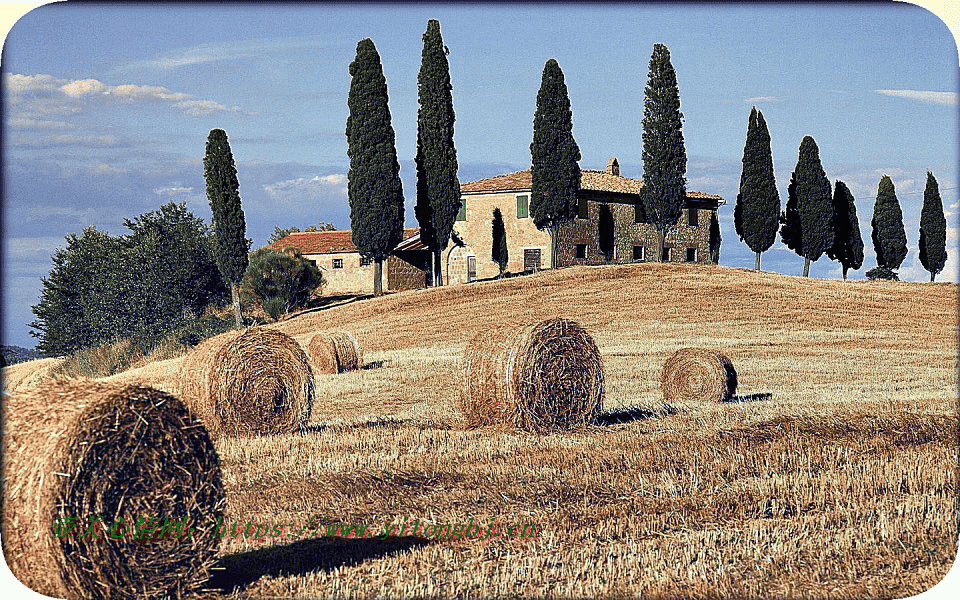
top-left (6, 263), bottom-right (957, 598)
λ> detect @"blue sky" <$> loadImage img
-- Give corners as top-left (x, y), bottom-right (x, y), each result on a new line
top-left (1, 1), bottom-right (958, 350)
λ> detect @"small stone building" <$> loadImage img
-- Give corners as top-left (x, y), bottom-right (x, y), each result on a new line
top-left (268, 228), bottom-right (426, 294)
top-left (452, 158), bottom-right (724, 282)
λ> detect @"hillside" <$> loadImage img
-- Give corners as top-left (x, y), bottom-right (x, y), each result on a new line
top-left (4, 262), bottom-right (958, 598)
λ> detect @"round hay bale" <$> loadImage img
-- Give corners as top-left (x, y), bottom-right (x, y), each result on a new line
top-left (1, 378), bottom-right (224, 600)
top-left (177, 327), bottom-right (314, 436)
top-left (460, 318), bottom-right (604, 432)
top-left (308, 332), bottom-right (363, 374)
top-left (660, 348), bottom-right (737, 403)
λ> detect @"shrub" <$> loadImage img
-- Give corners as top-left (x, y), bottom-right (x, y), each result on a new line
top-left (865, 266), bottom-right (900, 281)
top-left (241, 247), bottom-right (325, 320)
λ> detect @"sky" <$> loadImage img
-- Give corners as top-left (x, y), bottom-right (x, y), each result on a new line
top-left (1, 1), bottom-right (958, 350)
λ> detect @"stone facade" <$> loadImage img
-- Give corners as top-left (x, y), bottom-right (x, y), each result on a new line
top-left (302, 251), bottom-right (379, 294)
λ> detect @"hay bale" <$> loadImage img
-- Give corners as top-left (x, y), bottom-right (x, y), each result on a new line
top-left (1, 378), bottom-right (224, 600)
top-left (177, 327), bottom-right (314, 436)
top-left (460, 318), bottom-right (604, 432)
top-left (660, 348), bottom-right (737, 403)
top-left (308, 332), bottom-right (363, 374)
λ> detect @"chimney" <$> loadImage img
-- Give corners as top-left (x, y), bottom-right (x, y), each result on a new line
top-left (606, 157), bottom-right (620, 176)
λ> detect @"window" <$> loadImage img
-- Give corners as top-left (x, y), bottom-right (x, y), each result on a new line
top-left (517, 194), bottom-right (530, 219)
top-left (456, 199), bottom-right (466, 221)
top-left (632, 245), bottom-right (645, 262)
top-left (661, 247), bottom-right (671, 262)
top-left (467, 256), bottom-right (477, 282)
top-left (687, 208), bottom-right (699, 227)
top-left (523, 248), bottom-right (541, 272)
top-left (577, 197), bottom-right (588, 219)
top-left (575, 244), bottom-right (587, 259)
top-left (360, 257), bottom-right (372, 267)
top-left (333, 258), bottom-right (343, 269)
top-left (634, 202), bottom-right (646, 223)
top-left (686, 248), bottom-right (697, 263)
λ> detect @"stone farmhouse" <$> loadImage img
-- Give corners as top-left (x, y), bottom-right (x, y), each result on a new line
top-left (447, 158), bottom-right (724, 284)
top-left (268, 228), bottom-right (429, 294)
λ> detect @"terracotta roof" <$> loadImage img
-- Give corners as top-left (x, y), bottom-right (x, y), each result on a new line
top-left (460, 168), bottom-right (722, 201)
top-left (268, 228), bottom-right (419, 255)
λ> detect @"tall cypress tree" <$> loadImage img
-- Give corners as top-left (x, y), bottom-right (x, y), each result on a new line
top-left (346, 38), bottom-right (405, 296)
top-left (735, 107), bottom-right (780, 270)
top-left (642, 43), bottom-right (687, 262)
top-left (919, 171), bottom-right (947, 281)
top-left (709, 211), bottom-right (722, 264)
top-left (491, 208), bottom-right (508, 276)
top-left (530, 58), bottom-right (581, 269)
top-left (826, 180), bottom-right (864, 280)
top-left (414, 19), bottom-right (460, 286)
top-left (782, 136), bottom-right (833, 277)
top-left (870, 175), bottom-right (908, 274)
top-left (204, 128), bottom-right (249, 327)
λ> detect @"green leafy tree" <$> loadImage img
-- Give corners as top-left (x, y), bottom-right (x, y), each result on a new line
top-left (269, 223), bottom-right (336, 244)
top-left (735, 107), bottom-right (780, 270)
top-left (346, 38), bottom-right (405, 296)
top-left (241, 247), bottom-right (324, 320)
top-left (598, 203), bottom-right (615, 261)
top-left (709, 211), bottom-right (722, 264)
top-left (491, 208), bottom-right (508, 275)
top-left (642, 43), bottom-right (687, 262)
top-left (415, 19), bottom-right (460, 286)
top-left (919, 171), bottom-right (947, 281)
top-left (826, 181), bottom-right (864, 280)
top-left (781, 136), bottom-right (833, 277)
top-left (871, 175), bottom-right (908, 274)
top-left (204, 128), bottom-right (250, 326)
top-left (530, 58), bottom-right (581, 269)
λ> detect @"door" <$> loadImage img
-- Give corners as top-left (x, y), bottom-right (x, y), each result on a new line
top-left (467, 256), bottom-right (476, 282)
top-left (524, 248), bottom-right (541, 272)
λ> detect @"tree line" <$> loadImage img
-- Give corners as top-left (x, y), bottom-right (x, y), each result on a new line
top-left (735, 106), bottom-right (947, 282)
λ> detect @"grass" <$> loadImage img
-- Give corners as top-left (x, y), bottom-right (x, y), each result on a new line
top-left (5, 262), bottom-right (958, 598)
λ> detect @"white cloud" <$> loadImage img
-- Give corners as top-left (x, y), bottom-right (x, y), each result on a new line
top-left (10, 134), bottom-right (129, 149)
top-left (744, 96), bottom-right (781, 104)
top-left (153, 186), bottom-right (195, 196)
top-left (875, 89), bottom-right (958, 106)
top-left (263, 173), bottom-right (348, 201)
top-left (6, 117), bottom-right (76, 130)
top-left (4, 73), bottom-right (240, 117)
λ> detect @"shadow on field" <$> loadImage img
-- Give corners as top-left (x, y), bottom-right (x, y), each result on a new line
top-left (722, 392), bottom-right (774, 403)
top-left (597, 404), bottom-right (677, 426)
top-left (302, 417), bottom-right (408, 435)
top-left (205, 535), bottom-right (431, 593)
top-left (361, 360), bottom-right (386, 370)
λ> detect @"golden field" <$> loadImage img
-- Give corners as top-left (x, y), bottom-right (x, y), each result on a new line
top-left (4, 262), bottom-right (958, 598)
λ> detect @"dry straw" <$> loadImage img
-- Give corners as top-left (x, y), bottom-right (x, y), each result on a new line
top-left (178, 327), bottom-right (314, 436)
top-left (460, 318), bottom-right (604, 432)
top-left (1, 378), bottom-right (224, 600)
top-left (308, 332), bottom-right (363, 374)
top-left (660, 348), bottom-right (737, 403)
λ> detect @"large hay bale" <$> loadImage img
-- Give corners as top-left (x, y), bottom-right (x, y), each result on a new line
top-left (460, 318), bottom-right (604, 432)
top-left (660, 348), bottom-right (737, 403)
top-left (177, 327), bottom-right (314, 436)
top-left (1, 378), bottom-right (224, 600)
top-left (308, 332), bottom-right (363, 374)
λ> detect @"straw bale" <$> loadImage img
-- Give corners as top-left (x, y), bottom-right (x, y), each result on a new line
top-left (177, 327), bottom-right (314, 436)
top-left (308, 332), bottom-right (363, 374)
top-left (460, 318), bottom-right (604, 432)
top-left (1, 378), bottom-right (224, 600)
top-left (660, 347), bottom-right (737, 403)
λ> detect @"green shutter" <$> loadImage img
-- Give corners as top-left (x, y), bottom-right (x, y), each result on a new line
top-left (456, 198), bottom-right (466, 221)
top-left (517, 194), bottom-right (529, 219)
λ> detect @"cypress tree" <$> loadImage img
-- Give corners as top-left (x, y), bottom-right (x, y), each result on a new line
top-left (870, 175), bottom-right (908, 274)
top-left (346, 38), bottom-right (405, 296)
top-left (642, 43), bottom-right (687, 261)
top-left (826, 181), bottom-right (864, 280)
top-left (709, 211), bottom-right (722, 264)
top-left (414, 19), bottom-right (460, 286)
top-left (784, 136), bottom-right (833, 277)
top-left (491, 208), bottom-right (508, 276)
top-left (530, 58), bottom-right (581, 269)
top-left (779, 173), bottom-right (802, 256)
top-left (919, 171), bottom-right (947, 281)
top-left (203, 128), bottom-right (249, 327)
top-left (736, 107), bottom-right (780, 270)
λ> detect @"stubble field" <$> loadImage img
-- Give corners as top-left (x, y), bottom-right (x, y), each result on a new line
top-left (6, 262), bottom-right (959, 598)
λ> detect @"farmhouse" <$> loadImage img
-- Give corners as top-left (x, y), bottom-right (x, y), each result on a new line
top-left (449, 158), bottom-right (724, 283)
top-left (268, 228), bottom-right (429, 294)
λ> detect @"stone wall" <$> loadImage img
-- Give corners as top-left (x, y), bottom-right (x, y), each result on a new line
top-left (304, 251), bottom-right (379, 294)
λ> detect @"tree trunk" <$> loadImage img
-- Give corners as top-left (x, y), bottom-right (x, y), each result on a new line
top-left (842, 267), bottom-right (848, 281)
top-left (802, 257), bottom-right (811, 277)
top-left (434, 251), bottom-right (443, 286)
top-left (230, 282), bottom-right (243, 328)
top-left (374, 259), bottom-right (383, 296)
top-left (656, 230), bottom-right (666, 263)
top-left (931, 272), bottom-right (936, 282)
top-left (754, 251), bottom-right (761, 271)
top-left (550, 228), bottom-right (557, 269)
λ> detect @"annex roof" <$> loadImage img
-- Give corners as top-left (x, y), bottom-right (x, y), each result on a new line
top-left (268, 228), bottom-right (420, 255)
